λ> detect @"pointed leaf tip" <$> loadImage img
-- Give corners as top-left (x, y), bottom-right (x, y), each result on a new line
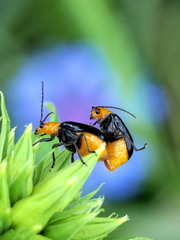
top-left (0, 91), bottom-right (10, 161)
top-left (0, 160), bottom-right (7, 174)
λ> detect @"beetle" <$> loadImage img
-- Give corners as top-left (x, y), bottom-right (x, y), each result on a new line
top-left (90, 106), bottom-right (147, 171)
top-left (33, 83), bottom-right (107, 170)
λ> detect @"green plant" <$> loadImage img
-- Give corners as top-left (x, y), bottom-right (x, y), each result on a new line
top-left (0, 92), bottom-right (152, 240)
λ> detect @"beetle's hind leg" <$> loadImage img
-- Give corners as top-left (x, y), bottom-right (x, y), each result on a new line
top-left (63, 141), bottom-right (87, 166)
top-left (123, 135), bottom-right (147, 151)
top-left (130, 140), bottom-right (147, 151)
top-left (134, 143), bottom-right (147, 151)
top-left (73, 142), bottom-right (87, 165)
top-left (80, 133), bottom-right (97, 156)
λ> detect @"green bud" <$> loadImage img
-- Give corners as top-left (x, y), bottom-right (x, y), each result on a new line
top-left (44, 212), bottom-right (99, 240)
top-left (72, 215), bottom-right (129, 240)
top-left (11, 146), bottom-right (105, 234)
top-left (0, 161), bottom-right (11, 234)
top-left (0, 92), bottom-right (10, 161)
top-left (8, 124), bottom-right (34, 204)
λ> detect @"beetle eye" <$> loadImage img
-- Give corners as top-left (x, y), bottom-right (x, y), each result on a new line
top-left (95, 109), bottom-right (101, 114)
top-left (40, 121), bottom-right (44, 128)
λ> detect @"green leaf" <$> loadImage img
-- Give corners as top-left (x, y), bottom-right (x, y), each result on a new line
top-left (48, 197), bottom-right (104, 225)
top-left (45, 102), bottom-right (59, 122)
top-left (0, 228), bottom-right (35, 240)
top-left (11, 146), bottom-right (105, 234)
top-left (6, 127), bottom-right (16, 157)
top-left (0, 161), bottom-right (11, 234)
top-left (8, 124), bottom-right (33, 180)
top-left (33, 149), bottom-right (71, 186)
top-left (54, 184), bottom-right (104, 220)
top-left (8, 124), bottom-right (34, 204)
top-left (116, 238), bottom-right (153, 240)
top-left (9, 160), bottom-right (34, 204)
top-left (65, 184), bottom-right (104, 211)
top-left (32, 135), bottom-right (60, 166)
top-left (44, 212), bottom-right (99, 240)
top-left (33, 235), bottom-right (51, 240)
top-left (72, 215), bottom-right (129, 240)
top-left (0, 92), bottom-right (10, 161)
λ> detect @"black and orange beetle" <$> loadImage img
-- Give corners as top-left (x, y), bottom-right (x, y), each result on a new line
top-left (33, 83), bottom-right (107, 170)
top-left (90, 106), bottom-right (147, 171)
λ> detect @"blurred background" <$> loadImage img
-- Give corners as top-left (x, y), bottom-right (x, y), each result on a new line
top-left (0, 0), bottom-right (179, 239)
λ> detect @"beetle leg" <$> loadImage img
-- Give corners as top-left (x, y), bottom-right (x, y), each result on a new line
top-left (80, 133), bottom-right (97, 156)
top-left (92, 120), bottom-right (99, 126)
top-left (121, 134), bottom-right (147, 151)
top-left (32, 134), bottom-right (55, 146)
top-left (63, 141), bottom-right (87, 166)
top-left (72, 141), bottom-right (87, 165)
top-left (49, 142), bottom-right (62, 171)
top-left (40, 134), bottom-right (46, 137)
top-left (71, 153), bottom-right (75, 163)
top-left (133, 142), bottom-right (147, 151)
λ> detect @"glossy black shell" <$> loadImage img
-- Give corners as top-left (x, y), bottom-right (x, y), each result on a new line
top-left (99, 114), bottom-right (134, 158)
top-left (58, 121), bottom-right (105, 153)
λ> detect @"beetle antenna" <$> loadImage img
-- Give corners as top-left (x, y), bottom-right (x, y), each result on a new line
top-left (40, 81), bottom-right (44, 124)
top-left (96, 106), bottom-right (136, 118)
top-left (42, 112), bottom-right (54, 123)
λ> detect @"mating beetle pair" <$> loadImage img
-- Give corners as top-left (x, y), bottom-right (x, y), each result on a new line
top-left (33, 83), bottom-right (147, 171)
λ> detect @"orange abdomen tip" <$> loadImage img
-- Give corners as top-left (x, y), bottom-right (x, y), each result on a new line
top-left (78, 133), bottom-right (107, 162)
top-left (105, 138), bottom-right (129, 172)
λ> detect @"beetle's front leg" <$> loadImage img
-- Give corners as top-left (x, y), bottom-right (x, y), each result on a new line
top-left (32, 134), bottom-right (55, 146)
